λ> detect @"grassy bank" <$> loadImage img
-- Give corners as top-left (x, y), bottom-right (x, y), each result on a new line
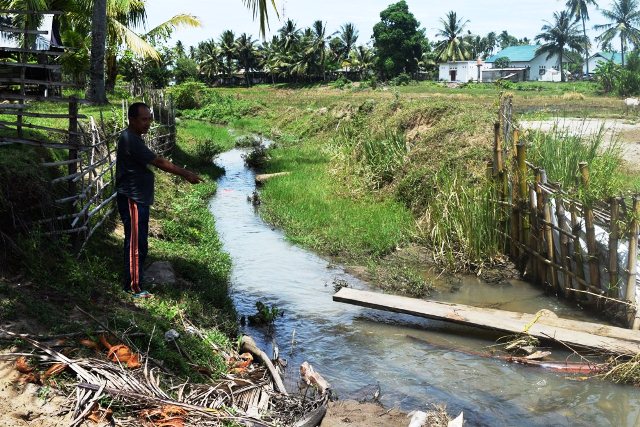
top-left (181, 82), bottom-right (640, 290)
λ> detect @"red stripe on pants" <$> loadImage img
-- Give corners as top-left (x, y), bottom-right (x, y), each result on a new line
top-left (128, 199), bottom-right (141, 293)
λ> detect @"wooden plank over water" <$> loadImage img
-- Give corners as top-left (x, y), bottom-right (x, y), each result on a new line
top-left (333, 288), bottom-right (640, 355)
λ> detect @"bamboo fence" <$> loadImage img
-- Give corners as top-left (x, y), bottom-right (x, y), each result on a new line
top-left (1, 10), bottom-right (175, 251)
top-left (496, 95), bottom-right (640, 329)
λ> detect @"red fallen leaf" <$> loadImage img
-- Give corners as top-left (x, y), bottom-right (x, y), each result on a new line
top-left (79, 339), bottom-right (100, 351)
top-left (20, 372), bottom-right (41, 384)
top-left (161, 405), bottom-right (187, 417)
top-left (15, 356), bottom-right (34, 374)
top-left (42, 363), bottom-right (68, 380)
top-left (156, 418), bottom-right (185, 427)
top-left (86, 403), bottom-right (113, 423)
top-left (99, 334), bottom-right (113, 350)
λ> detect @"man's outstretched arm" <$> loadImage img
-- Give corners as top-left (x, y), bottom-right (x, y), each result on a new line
top-left (150, 157), bottom-right (203, 184)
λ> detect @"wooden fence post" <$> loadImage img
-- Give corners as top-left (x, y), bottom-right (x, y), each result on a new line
top-left (541, 170), bottom-right (558, 292)
top-left (555, 191), bottom-right (572, 298)
top-left (532, 169), bottom-right (544, 283)
top-left (570, 201), bottom-right (587, 300)
top-left (626, 196), bottom-right (640, 329)
top-left (515, 134), bottom-right (530, 272)
top-left (609, 197), bottom-right (621, 298)
top-left (579, 162), bottom-right (601, 306)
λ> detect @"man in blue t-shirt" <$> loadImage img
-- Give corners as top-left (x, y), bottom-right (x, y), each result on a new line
top-left (116, 102), bottom-right (202, 298)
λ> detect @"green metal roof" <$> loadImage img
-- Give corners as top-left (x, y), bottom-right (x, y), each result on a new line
top-left (592, 51), bottom-right (622, 64)
top-left (486, 45), bottom-right (540, 62)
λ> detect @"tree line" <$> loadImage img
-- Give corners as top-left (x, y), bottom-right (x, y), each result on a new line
top-left (2, 0), bottom-right (640, 99)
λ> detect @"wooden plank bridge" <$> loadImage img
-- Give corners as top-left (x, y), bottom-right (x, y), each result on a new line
top-left (333, 288), bottom-right (640, 355)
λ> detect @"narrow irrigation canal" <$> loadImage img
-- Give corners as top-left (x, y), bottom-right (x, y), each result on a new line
top-left (209, 148), bottom-right (640, 427)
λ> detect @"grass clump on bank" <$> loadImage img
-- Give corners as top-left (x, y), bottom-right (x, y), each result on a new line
top-left (525, 124), bottom-right (639, 199)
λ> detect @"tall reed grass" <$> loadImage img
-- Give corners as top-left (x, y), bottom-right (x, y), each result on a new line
top-left (526, 122), bottom-right (626, 199)
top-left (420, 168), bottom-right (506, 271)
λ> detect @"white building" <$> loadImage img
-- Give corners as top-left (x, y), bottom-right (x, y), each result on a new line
top-left (583, 52), bottom-right (622, 75)
top-left (438, 60), bottom-right (491, 82)
top-left (483, 45), bottom-right (567, 82)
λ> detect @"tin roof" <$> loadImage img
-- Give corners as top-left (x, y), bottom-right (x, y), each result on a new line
top-left (486, 45), bottom-right (541, 62)
top-left (592, 51), bottom-right (623, 64)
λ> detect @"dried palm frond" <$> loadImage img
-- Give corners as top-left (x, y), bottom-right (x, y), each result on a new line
top-left (2, 328), bottom-right (329, 426)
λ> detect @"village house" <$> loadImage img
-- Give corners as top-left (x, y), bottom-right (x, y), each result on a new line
top-left (583, 52), bottom-right (622, 76)
top-left (438, 60), bottom-right (491, 82)
top-left (483, 45), bottom-right (567, 82)
top-left (439, 45), bottom-right (568, 83)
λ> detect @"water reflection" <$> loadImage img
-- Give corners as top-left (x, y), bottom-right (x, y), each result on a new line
top-left (209, 148), bottom-right (640, 426)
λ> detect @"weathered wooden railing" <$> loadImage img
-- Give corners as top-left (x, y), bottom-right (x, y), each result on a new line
top-left (496, 96), bottom-right (640, 329)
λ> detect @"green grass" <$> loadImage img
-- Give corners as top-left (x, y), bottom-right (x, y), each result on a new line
top-left (525, 124), bottom-right (638, 199)
top-left (260, 144), bottom-right (415, 259)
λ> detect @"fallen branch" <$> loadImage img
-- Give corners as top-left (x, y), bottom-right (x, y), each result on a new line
top-left (240, 335), bottom-right (287, 395)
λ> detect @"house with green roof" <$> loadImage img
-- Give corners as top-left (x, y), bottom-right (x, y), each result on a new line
top-left (483, 45), bottom-right (568, 82)
top-left (583, 52), bottom-right (622, 75)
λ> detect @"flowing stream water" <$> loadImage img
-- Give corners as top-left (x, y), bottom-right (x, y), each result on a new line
top-left (209, 148), bottom-right (640, 427)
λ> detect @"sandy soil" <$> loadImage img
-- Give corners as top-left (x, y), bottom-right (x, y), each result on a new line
top-left (0, 358), bottom-right (74, 427)
top-left (320, 401), bottom-right (409, 427)
top-left (519, 118), bottom-right (640, 172)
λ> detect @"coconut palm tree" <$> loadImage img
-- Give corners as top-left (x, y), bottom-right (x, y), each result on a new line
top-left (196, 39), bottom-right (221, 83)
top-left (348, 45), bottom-right (374, 79)
top-left (219, 29), bottom-right (236, 79)
top-left (434, 11), bottom-right (471, 61)
top-left (337, 22), bottom-right (359, 61)
top-left (235, 33), bottom-right (257, 86)
top-left (241, 0), bottom-right (278, 37)
top-left (566, 0), bottom-right (597, 75)
top-left (595, 0), bottom-right (640, 67)
top-left (309, 20), bottom-right (330, 80)
top-left (535, 10), bottom-right (586, 81)
top-left (278, 18), bottom-right (300, 52)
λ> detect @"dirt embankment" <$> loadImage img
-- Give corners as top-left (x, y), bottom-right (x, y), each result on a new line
top-left (520, 118), bottom-right (640, 171)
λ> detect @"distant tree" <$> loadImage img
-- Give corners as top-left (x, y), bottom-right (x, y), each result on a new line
top-left (195, 39), bottom-right (220, 83)
top-left (235, 33), bottom-right (258, 86)
top-left (566, 0), bottom-right (597, 75)
top-left (535, 10), bottom-right (586, 82)
top-left (595, 0), bottom-right (640, 66)
top-left (336, 22), bottom-right (359, 61)
top-left (348, 45), bottom-right (375, 79)
top-left (484, 32), bottom-right (498, 57)
top-left (498, 30), bottom-right (519, 49)
top-left (174, 56), bottom-right (198, 84)
top-left (493, 56), bottom-right (511, 68)
top-left (372, 0), bottom-right (426, 78)
top-left (278, 18), bottom-right (301, 52)
top-left (219, 30), bottom-right (236, 78)
top-left (434, 11), bottom-right (471, 61)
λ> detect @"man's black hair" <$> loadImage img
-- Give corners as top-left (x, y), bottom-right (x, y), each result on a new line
top-left (128, 102), bottom-right (150, 118)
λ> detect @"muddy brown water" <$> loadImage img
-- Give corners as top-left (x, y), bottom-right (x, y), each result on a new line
top-left (210, 148), bottom-right (640, 427)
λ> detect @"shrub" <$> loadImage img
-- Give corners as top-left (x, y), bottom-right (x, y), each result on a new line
top-left (168, 81), bottom-right (209, 109)
top-left (332, 76), bottom-right (350, 89)
top-left (390, 72), bottom-right (411, 86)
top-left (194, 139), bottom-right (223, 165)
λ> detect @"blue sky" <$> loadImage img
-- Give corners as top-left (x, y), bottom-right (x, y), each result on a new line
top-left (143, 0), bottom-right (611, 50)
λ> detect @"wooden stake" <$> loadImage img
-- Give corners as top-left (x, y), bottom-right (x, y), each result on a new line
top-left (608, 197), bottom-right (621, 298)
top-left (579, 162), bottom-right (601, 306)
top-left (625, 196), bottom-right (639, 329)
top-left (570, 201), bottom-right (587, 299)
top-left (541, 171), bottom-right (558, 292)
top-left (555, 192), bottom-right (572, 298)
